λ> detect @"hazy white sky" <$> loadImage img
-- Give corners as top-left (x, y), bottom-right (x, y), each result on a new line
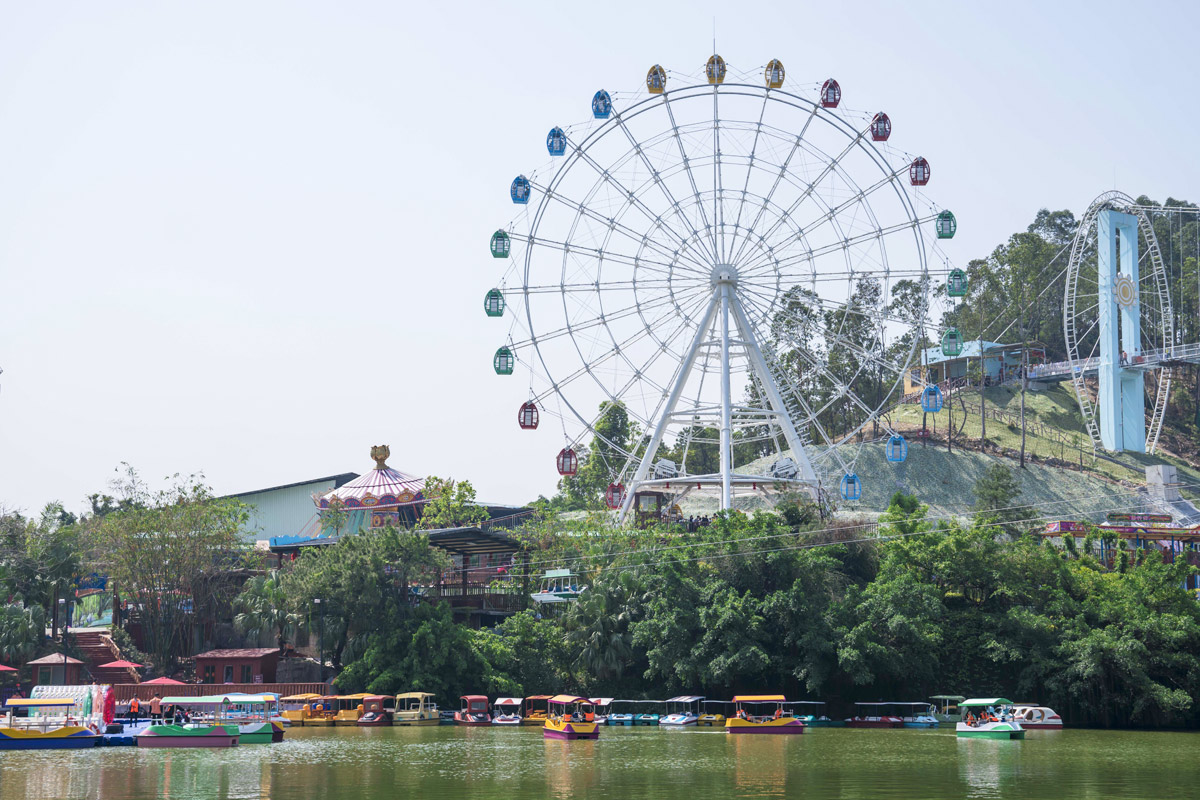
top-left (2, 1), bottom-right (1198, 515)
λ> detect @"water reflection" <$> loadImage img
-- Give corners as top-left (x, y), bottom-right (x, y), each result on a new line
top-left (1, 725), bottom-right (1199, 799)
top-left (730, 733), bottom-right (788, 798)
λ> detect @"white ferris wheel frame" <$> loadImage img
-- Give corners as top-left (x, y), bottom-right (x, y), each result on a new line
top-left (1063, 190), bottom-right (1174, 454)
top-left (500, 69), bottom-right (946, 519)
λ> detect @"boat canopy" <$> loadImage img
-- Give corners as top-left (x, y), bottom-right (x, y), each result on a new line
top-left (460, 695), bottom-right (489, 703)
top-left (396, 692), bottom-right (434, 700)
top-left (4, 698), bottom-right (74, 708)
top-left (223, 694), bottom-right (279, 705)
top-left (732, 695), bottom-right (786, 703)
top-left (160, 695), bottom-right (233, 706)
top-left (588, 697), bottom-right (614, 706)
top-left (493, 697), bottom-right (522, 706)
top-left (930, 695), bottom-right (966, 701)
top-left (339, 693), bottom-right (373, 701)
top-left (549, 694), bottom-right (586, 704)
top-left (960, 698), bottom-right (1013, 707)
top-left (281, 693), bottom-right (322, 702)
top-left (666, 696), bottom-right (704, 703)
top-left (524, 694), bottom-right (553, 701)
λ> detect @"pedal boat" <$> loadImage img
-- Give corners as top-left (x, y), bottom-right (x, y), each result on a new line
top-left (588, 697), bottom-right (613, 726)
top-left (956, 699), bottom-right (1025, 740)
top-left (1012, 705), bottom-right (1062, 729)
top-left (660, 696), bottom-right (703, 726)
top-left (698, 700), bottom-right (730, 727)
top-left (543, 695), bottom-right (600, 741)
top-left (455, 695), bottom-right (492, 726)
top-left (724, 696), bottom-right (805, 735)
top-left (491, 697), bottom-right (523, 726)
top-left (357, 695), bottom-right (393, 727)
top-left (522, 695), bottom-right (552, 726)
top-left (393, 692), bottom-right (440, 726)
top-left (0, 698), bottom-right (102, 750)
top-left (224, 693), bottom-right (287, 742)
top-left (845, 702), bottom-right (903, 728)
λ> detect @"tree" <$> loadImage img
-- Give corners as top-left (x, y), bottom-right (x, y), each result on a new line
top-left (234, 570), bottom-right (298, 647)
top-left (417, 477), bottom-right (489, 530)
top-left (85, 469), bottom-right (256, 671)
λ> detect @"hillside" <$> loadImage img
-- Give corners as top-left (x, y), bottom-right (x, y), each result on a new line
top-left (678, 381), bottom-right (1200, 521)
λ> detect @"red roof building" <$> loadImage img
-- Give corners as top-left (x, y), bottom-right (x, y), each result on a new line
top-left (194, 648), bottom-right (280, 684)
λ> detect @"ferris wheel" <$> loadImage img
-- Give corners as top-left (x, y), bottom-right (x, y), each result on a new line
top-left (485, 55), bottom-right (958, 518)
top-left (1064, 190), bottom-right (1174, 453)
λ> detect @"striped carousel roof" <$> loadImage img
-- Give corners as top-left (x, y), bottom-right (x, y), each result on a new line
top-left (314, 445), bottom-right (426, 510)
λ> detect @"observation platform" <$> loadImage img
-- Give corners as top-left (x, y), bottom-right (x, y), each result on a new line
top-left (1027, 342), bottom-right (1200, 383)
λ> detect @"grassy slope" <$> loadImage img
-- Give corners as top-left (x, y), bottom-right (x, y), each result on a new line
top-left (678, 381), bottom-right (1200, 519)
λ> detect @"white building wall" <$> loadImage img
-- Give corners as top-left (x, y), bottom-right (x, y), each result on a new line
top-left (236, 479), bottom-right (341, 544)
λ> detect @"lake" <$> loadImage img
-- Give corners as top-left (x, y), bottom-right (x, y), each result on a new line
top-left (1, 725), bottom-right (1196, 799)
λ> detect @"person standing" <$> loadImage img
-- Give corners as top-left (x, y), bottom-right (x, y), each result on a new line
top-left (150, 695), bottom-right (162, 722)
top-left (128, 696), bottom-right (140, 724)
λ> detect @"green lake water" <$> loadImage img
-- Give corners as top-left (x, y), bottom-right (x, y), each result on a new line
top-left (1, 725), bottom-right (1196, 799)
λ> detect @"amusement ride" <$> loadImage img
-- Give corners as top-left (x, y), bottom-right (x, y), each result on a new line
top-left (484, 54), bottom-right (963, 520)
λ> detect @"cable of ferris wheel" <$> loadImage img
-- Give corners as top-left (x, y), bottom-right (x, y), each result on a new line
top-left (509, 481), bottom-right (1200, 574)
top-left (724, 87), bottom-right (772, 260)
top-left (743, 215), bottom-right (937, 279)
top-left (736, 290), bottom-right (910, 399)
top-left (526, 176), bottom-right (713, 275)
top-left (735, 284), bottom-right (921, 360)
top-left (658, 90), bottom-right (722, 264)
top-left (527, 289), bottom-right (713, 414)
top-left (518, 232), bottom-right (700, 277)
top-left (560, 127), bottom-right (714, 267)
top-left (605, 103), bottom-right (721, 266)
top-left (508, 287), bottom-right (700, 351)
top-left (727, 107), bottom-right (820, 266)
top-left (744, 129), bottom-right (866, 255)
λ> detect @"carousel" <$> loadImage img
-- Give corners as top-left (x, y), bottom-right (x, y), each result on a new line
top-left (313, 445), bottom-right (428, 533)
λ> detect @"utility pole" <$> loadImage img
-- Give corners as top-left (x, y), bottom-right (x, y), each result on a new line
top-left (1019, 320), bottom-right (1028, 468)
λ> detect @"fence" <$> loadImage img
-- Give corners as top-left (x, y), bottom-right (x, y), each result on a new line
top-left (111, 682), bottom-right (327, 702)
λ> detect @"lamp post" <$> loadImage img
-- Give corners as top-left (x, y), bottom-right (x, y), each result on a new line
top-left (57, 598), bottom-right (66, 642)
top-left (313, 598), bottom-right (324, 682)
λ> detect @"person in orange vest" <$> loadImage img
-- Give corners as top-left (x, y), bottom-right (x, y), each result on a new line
top-left (128, 696), bottom-right (141, 723)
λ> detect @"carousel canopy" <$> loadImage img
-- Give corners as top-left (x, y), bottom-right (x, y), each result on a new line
top-left (315, 445), bottom-right (426, 511)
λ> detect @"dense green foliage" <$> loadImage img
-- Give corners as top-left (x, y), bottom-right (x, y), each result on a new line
top-left (258, 487), bottom-right (1200, 729)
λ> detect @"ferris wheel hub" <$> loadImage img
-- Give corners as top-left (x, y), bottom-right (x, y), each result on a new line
top-left (710, 264), bottom-right (739, 286)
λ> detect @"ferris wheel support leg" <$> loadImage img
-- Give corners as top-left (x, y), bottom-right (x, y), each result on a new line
top-left (728, 293), bottom-right (821, 496)
top-left (617, 294), bottom-right (721, 524)
top-left (719, 283), bottom-right (734, 511)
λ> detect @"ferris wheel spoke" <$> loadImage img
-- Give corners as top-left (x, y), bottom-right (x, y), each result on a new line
top-left (738, 283), bottom-right (922, 341)
top-left (608, 110), bottom-right (720, 265)
top-left (786, 165), bottom-right (907, 244)
top-left (727, 106), bottom-right (819, 266)
top-left (659, 93), bottom-right (721, 262)
top-left (517, 231), bottom-right (694, 276)
top-left (740, 290), bottom-right (911, 381)
top-left (726, 91), bottom-right (771, 261)
top-left (744, 215), bottom-right (935, 279)
top-left (529, 176), bottom-right (711, 275)
top-left (739, 129), bottom-right (867, 262)
top-left (513, 290), bottom-right (686, 350)
top-left (521, 278), bottom-right (706, 294)
top-left (535, 288), bottom-right (712, 411)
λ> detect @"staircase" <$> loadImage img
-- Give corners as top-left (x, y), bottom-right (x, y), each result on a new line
top-left (73, 630), bottom-right (140, 685)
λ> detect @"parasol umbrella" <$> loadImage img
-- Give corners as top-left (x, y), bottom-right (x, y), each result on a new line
top-left (99, 660), bottom-right (143, 669)
top-left (0, 664), bottom-right (16, 672)
top-left (142, 676), bottom-right (185, 685)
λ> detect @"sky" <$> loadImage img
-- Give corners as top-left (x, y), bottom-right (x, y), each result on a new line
top-left (2, 1), bottom-right (1199, 516)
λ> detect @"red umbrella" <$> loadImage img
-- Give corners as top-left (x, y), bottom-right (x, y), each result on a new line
top-left (141, 676), bottom-right (185, 685)
top-left (99, 660), bottom-right (143, 669)
top-left (0, 664), bottom-right (16, 672)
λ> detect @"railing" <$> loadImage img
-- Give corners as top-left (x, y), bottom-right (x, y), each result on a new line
top-left (1028, 341), bottom-right (1200, 381)
top-left (111, 682), bottom-right (327, 702)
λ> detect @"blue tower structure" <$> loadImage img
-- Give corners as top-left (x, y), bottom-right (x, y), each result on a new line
top-left (1097, 210), bottom-right (1145, 451)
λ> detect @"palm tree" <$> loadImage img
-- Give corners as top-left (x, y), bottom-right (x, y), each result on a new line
top-left (0, 602), bottom-right (46, 663)
top-left (233, 571), bottom-right (299, 647)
